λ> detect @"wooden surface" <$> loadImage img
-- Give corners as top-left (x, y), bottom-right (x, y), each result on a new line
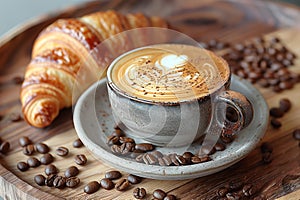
top-left (0, 0), bottom-right (300, 199)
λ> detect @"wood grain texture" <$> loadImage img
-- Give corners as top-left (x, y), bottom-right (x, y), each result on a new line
top-left (0, 0), bottom-right (300, 199)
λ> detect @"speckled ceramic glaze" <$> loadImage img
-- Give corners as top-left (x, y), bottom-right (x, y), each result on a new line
top-left (73, 75), bottom-right (268, 180)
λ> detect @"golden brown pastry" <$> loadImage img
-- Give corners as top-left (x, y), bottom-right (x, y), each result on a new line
top-left (21, 10), bottom-right (168, 128)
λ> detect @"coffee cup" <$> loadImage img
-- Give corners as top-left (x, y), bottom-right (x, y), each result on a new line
top-left (106, 44), bottom-right (253, 147)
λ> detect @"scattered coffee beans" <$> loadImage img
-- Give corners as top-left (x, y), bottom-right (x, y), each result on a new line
top-left (74, 154), bottom-right (87, 165)
top-left (228, 179), bottom-right (244, 191)
top-left (66, 177), bottom-right (80, 188)
top-left (53, 176), bottom-right (66, 189)
top-left (27, 157), bottom-right (40, 168)
top-left (65, 166), bottom-right (79, 178)
top-left (23, 144), bottom-right (35, 156)
top-left (40, 153), bottom-right (54, 165)
top-left (55, 146), bottom-right (69, 157)
top-left (73, 138), bottom-right (83, 148)
top-left (34, 174), bottom-right (46, 186)
top-left (292, 129), bottom-right (300, 140)
top-left (133, 187), bottom-right (146, 199)
top-left (153, 189), bottom-right (167, 200)
top-left (17, 161), bottom-right (29, 172)
top-left (0, 141), bottom-right (10, 154)
top-left (100, 178), bottom-right (114, 190)
top-left (105, 170), bottom-right (122, 180)
top-left (262, 152), bottom-right (272, 164)
top-left (18, 136), bottom-right (32, 147)
top-left (84, 181), bottom-right (100, 194)
top-left (45, 164), bottom-right (58, 176)
top-left (127, 174), bottom-right (142, 184)
top-left (115, 178), bottom-right (130, 191)
top-left (35, 143), bottom-right (50, 154)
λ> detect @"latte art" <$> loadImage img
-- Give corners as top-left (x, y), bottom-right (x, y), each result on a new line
top-left (109, 44), bottom-right (230, 103)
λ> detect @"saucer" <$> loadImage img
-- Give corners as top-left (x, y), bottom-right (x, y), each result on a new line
top-left (73, 75), bottom-right (269, 180)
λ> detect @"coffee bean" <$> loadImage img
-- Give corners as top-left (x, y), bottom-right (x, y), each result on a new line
top-left (143, 153), bottom-right (157, 165)
top-left (215, 142), bottom-right (225, 151)
top-left (153, 189), bottom-right (166, 200)
top-left (119, 137), bottom-right (135, 144)
top-left (158, 155), bottom-right (172, 166)
top-left (262, 152), bottom-right (272, 164)
top-left (17, 161), bottom-right (29, 172)
top-left (0, 141), bottom-right (10, 154)
top-left (105, 170), bottom-right (122, 180)
top-left (243, 184), bottom-right (257, 196)
top-left (55, 146), bottom-right (69, 157)
top-left (151, 150), bottom-right (164, 159)
top-left (216, 186), bottom-right (229, 197)
top-left (129, 149), bottom-right (144, 159)
top-left (270, 118), bottom-right (282, 129)
top-left (65, 166), bottom-right (79, 178)
top-left (53, 176), bottom-right (66, 189)
top-left (73, 138), bottom-right (83, 148)
top-left (112, 128), bottom-right (124, 137)
top-left (45, 174), bottom-right (57, 187)
top-left (23, 144), bottom-right (35, 156)
top-left (135, 143), bottom-right (154, 152)
top-left (135, 154), bottom-right (145, 163)
top-left (115, 178), bottom-right (130, 191)
top-left (45, 164), bottom-right (58, 176)
top-left (12, 76), bottom-right (24, 84)
top-left (260, 142), bottom-right (273, 153)
top-left (191, 156), bottom-right (202, 164)
top-left (269, 107), bottom-right (284, 118)
top-left (18, 136), bottom-right (32, 147)
top-left (164, 194), bottom-right (177, 200)
top-left (133, 187), bottom-right (146, 199)
top-left (293, 129), bottom-right (300, 140)
top-left (34, 174), bottom-right (46, 186)
top-left (111, 144), bottom-right (122, 154)
top-left (119, 142), bottom-right (135, 154)
top-left (107, 135), bottom-right (120, 145)
top-left (27, 157), bottom-right (40, 168)
top-left (40, 153), bottom-right (54, 165)
top-left (100, 178), bottom-right (114, 190)
top-left (66, 177), bottom-right (80, 188)
top-left (170, 154), bottom-right (187, 166)
top-left (74, 154), bottom-right (87, 165)
top-left (200, 155), bottom-right (212, 162)
top-left (84, 181), bottom-right (100, 194)
top-left (127, 174), bottom-right (142, 184)
top-left (9, 113), bottom-right (22, 122)
top-left (35, 143), bottom-right (50, 154)
top-left (278, 98), bottom-right (291, 113)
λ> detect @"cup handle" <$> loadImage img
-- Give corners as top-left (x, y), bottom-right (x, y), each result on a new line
top-left (215, 90), bottom-right (253, 135)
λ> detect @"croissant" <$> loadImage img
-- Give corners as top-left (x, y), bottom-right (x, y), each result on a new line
top-left (21, 10), bottom-right (168, 128)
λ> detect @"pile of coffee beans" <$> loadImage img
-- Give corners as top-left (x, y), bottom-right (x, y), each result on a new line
top-left (107, 125), bottom-right (238, 166)
top-left (269, 98), bottom-right (292, 129)
top-left (16, 136), bottom-right (84, 190)
top-left (212, 178), bottom-right (264, 199)
top-left (202, 36), bottom-right (299, 93)
top-left (0, 137), bottom-right (10, 154)
top-left (132, 187), bottom-right (177, 200)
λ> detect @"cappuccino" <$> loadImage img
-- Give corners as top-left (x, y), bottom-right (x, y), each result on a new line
top-left (108, 44), bottom-right (230, 103)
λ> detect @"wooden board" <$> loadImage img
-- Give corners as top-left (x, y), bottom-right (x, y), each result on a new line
top-left (0, 0), bottom-right (300, 199)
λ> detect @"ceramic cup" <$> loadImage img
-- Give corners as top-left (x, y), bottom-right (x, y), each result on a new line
top-left (106, 44), bottom-right (253, 147)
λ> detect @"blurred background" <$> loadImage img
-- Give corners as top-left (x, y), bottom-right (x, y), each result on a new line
top-left (0, 0), bottom-right (299, 37)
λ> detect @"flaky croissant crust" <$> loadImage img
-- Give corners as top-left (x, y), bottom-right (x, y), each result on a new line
top-left (21, 10), bottom-right (168, 128)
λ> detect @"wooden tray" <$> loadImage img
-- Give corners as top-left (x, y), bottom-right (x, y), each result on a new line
top-left (0, 0), bottom-right (300, 199)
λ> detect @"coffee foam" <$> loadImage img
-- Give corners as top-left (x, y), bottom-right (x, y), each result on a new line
top-left (109, 44), bottom-right (230, 103)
